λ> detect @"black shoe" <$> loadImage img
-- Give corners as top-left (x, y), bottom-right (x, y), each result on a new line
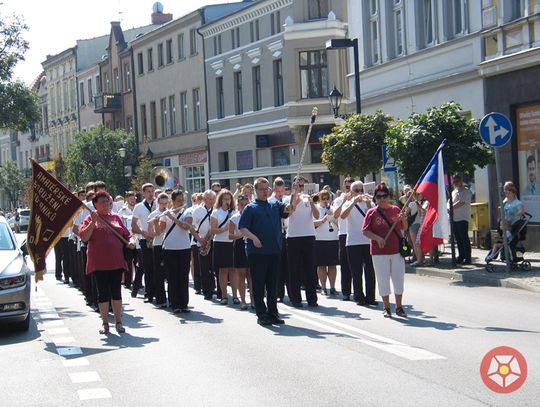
top-left (356, 298), bottom-right (366, 306)
top-left (365, 300), bottom-right (378, 306)
top-left (396, 307), bottom-right (407, 317)
top-left (173, 308), bottom-right (181, 314)
top-left (291, 302), bottom-right (303, 308)
top-left (277, 297), bottom-right (284, 303)
top-left (456, 257), bottom-right (463, 264)
top-left (257, 315), bottom-right (272, 326)
top-left (462, 259), bottom-right (472, 265)
top-left (144, 298), bottom-right (154, 303)
top-left (329, 288), bottom-right (338, 296)
top-left (195, 290), bottom-right (201, 295)
top-left (56, 276), bottom-right (62, 281)
top-left (63, 279), bottom-right (70, 284)
top-left (130, 290), bottom-right (138, 298)
top-left (124, 284), bottom-right (132, 290)
top-left (180, 308), bottom-right (191, 313)
top-left (342, 295), bottom-right (350, 301)
top-left (204, 295), bottom-right (213, 301)
top-left (308, 302), bottom-right (318, 307)
top-left (269, 313), bottom-right (285, 324)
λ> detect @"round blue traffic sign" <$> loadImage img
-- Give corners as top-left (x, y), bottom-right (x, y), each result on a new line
top-left (479, 112), bottom-right (513, 148)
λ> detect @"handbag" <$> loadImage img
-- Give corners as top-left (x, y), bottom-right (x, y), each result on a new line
top-left (376, 208), bottom-right (411, 258)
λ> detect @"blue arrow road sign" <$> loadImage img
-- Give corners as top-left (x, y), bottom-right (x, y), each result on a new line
top-left (382, 144), bottom-right (396, 172)
top-left (479, 112), bottom-right (513, 148)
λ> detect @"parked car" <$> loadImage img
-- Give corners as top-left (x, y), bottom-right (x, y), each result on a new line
top-left (0, 215), bottom-right (31, 331)
top-left (18, 209), bottom-right (30, 232)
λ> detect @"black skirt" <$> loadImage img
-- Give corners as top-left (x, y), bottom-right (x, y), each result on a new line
top-left (233, 239), bottom-right (248, 268)
top-left (315, 240), bottom-right (339, 266)
top-left (212, 241), bottom-right (234, 270)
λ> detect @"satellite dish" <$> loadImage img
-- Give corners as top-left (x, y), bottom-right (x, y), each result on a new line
top-left (152, 2), bottom-right (164, 13)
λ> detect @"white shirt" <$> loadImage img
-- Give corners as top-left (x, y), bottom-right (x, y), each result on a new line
top-left (118, 205), bottom-right (134, 230)
top-left (342, 199), bottom-right (373, 246)
top-left (148, 208), bottom-right (167, 246)
top-left (331, 195), bottom-right (348, 236)
top-left (132, 200), bottom-right (156, 236)
top-left (315, 205), bottom-right (339, 241)
top-left (162, 209), bottom-right (191, 250)
top-left (287, 195), bottom-right (316, 238)
top-left (452, 187), bottom-right (472, 222)
top-left (211, 208), bottom-right (233, 243)
top-left (191, 205), bottom-right (213, 247)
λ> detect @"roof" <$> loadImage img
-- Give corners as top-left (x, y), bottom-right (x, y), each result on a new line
top-left (200, 1), bottom-right (256, 25)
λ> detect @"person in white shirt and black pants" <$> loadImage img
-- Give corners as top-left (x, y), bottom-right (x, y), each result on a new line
top-left (340, 181), bottom-right (378, 306)
top-left (148, 193), bottom-right (170, 307)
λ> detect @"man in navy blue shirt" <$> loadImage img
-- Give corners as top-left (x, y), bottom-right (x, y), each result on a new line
top-left (239, 177), bottom-right (288, 326)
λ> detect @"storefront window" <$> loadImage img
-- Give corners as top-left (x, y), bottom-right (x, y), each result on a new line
top-left (185, 165), bottom-right (206, 193)
top-left (272, 146), bottom-right (291, 166)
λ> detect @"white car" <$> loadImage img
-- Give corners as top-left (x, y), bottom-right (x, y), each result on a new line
top-left (0, 216), bottom-right (31, 331)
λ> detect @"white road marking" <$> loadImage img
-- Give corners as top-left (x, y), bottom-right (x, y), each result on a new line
top-left (57, 346), bottom-right (83, 356)
top-left (69, 371), bottom-right (101, 383)
top-left (62, 358), bottom-right (90, 367)
top-left (281, 305), bottom-right (446, 361)
top-left (77, 388), bottom-right (112, 401)
top-left (47, 327), bottom-right (70, 335)
top-left (39, 312), bottom-right (60, 320)
top-left (52, 336), bottom-right (76, 345)
top-left (40, 320), bottom-right (64, 327)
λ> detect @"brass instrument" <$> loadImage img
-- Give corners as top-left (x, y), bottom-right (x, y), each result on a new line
top-left (198, 230), bottom-right (214, 257)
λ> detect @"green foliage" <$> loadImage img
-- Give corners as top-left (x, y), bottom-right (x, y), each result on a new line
top-left (386, 102), bottom-right (493, 185)
top-left (66, 126), bottom-right (137, 195)
top-left (321, 110), bottom-right (393, 178)
top-left (130, 155), bottom-right (154, 193)
top-left (53, 154), bottom-right (66, 182)
top-left (0, 13), bottom-right (40, 131)
top-left (0, 160), bottom-right (25, 207)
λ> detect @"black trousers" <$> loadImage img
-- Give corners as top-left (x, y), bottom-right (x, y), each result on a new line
top-left (248, 253), bottom-right (280, 317)
top-left (82, 247), bottom-right (97, 306)
top-left (54, 237), bottom-right (69, 280)
top-left (346, 244), bottom-right (376, 302)
top-left (287, 236), bottom-right (317, 305)
top-left (123, 247), bottom-right (137, 287)
top-left (132, 239), bottom-right (155, 300)
top-left (339, 234), bottom-right (351, 296)
top-left (152, 245), bottom-right (167, 304)
top-left (197, 247), bottom-right (214, 298)
top-left (277, 235), bottom-right (289, 300)
top-left (94, 269), bottom-right (123, 303)
top-left (453, 220), bottom-right (471, 262)
top-left (164, 249), bottom-right (191, 309)
top-left (67, 239), bottom-right (79, 287)
top-left (191, 245), bottom-right (201, 292)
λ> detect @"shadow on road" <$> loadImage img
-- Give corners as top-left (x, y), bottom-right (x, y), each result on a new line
top-left (264, 323), bottom-right (352, 340)
top-left (178, 310), bottom-right (224, 324)
top-left (392, 305), bottom-right (458, 330)
top-left (306, 304), bottom-right (371, 321)
top-left (100, 331), bottom-right (159, 348)
top-left (0, 316), bottom-right (41, 344)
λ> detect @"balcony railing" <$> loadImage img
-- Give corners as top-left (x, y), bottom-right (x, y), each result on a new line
top-left (94, 93), bottom-right (121, 113)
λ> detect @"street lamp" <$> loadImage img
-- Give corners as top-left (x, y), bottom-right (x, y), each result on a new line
top-left (328, 85), bottom-right (343, 118)
top-left (326, 38), bottom-right (361, 114)
top-left (118, 147), bottom-right (126, 194)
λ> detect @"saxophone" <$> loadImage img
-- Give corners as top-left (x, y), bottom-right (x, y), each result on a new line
top-left (199, 230), bottom-right (214, 257)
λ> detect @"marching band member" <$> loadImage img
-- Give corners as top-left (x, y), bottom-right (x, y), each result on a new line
top-left (185, 193), bottom-right (203, 294)
top-left (268, 177), bottom-right (288, 302)
top-left (148, 193), bottom-right (170, 308)
top-left (210, 189), bottom-right (236, 304)
top-left (313, 190), bottom-right (339, 295)
top-left (286, 176), bottom-right (319, 308)
top-left (229, 194), bottom-right (251, 309)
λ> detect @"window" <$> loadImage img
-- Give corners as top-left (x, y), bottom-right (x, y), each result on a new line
top-left (236, 150), bottom-right (253, 170)
top-left (193, 88), bottom-right (201, 130)
top-left (308, 0), bottom-right (328, 20)
top-left (190, 29), bottom-right (197, 55)
top-left (140, 104), bottom-right (148, 139)
top-left (271, 11), bottom-right (281, 35)
top-left (113, 68), bottom-right (120, 92)
top-left (180, 91), bottom-right (189, 133)
top-left (79, 82), bottom-right (85, 106)
top-left (213, 37), bottom-right (218, 56)
top-left (390, 1), bottom-right (405, 57)
top-left (124, 62), bottom-right (131, 91)
top-left (274, 59), bottom-right (284, 106)
top-left (158, 43), bottom-right (164, 67)
top-left (147, 48), bottom-right (154, 71)
top-left (299, 50), bottom-right (328, 98)
top-left (370, 10), bottom-right (380, 63)
top-left (178, 33), bottom-right (185, 59)
top-left (234, 71), bottom-right (243, 115)
top-left (218, 151), bottom-right (229, 172)
top-left (169, 95), bottom-right (176, 136)
top-left (310, 143), bottom-right (323, 164)
top-left (506, 0), bottom-right (525, 22)
top-left (95, 75), bottom-right (101, 93)
top-left (253, 66), bottom-right (262, 111)
top-left (419, 0), bottom-right (435, 47)
top-left (166, 39), bottom-right (173, 63)
top-left (216, 77), bottom-right (224, 119)
top-left (137, 52), bottom-right (144, 74)
top-left (185, 165), bottom-right (206, 193)
top-left (232, 27), bottom-right (241, 48)
top-left (160, 98), bottom-right (167, 138)
top-left (150, 101), bottom-right (157, 139)
top-left (272, 146), bottom-right (290, 166)
top-left (250, 20), bottom-right (260, 42)
top-left (213, 35), bottom-right (223, 56)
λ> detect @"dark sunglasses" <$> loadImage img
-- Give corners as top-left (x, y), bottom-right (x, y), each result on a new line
top-left (375, 193), bottom-right (389, 199)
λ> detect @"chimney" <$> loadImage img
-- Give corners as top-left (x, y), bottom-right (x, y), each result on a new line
top-left (151, 2), bottom-right (173, 25)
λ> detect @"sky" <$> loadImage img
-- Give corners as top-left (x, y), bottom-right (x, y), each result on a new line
top-left (2, 0), bottom-right (237, 85)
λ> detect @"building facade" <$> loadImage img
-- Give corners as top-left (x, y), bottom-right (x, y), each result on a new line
top-left (201, 0), bottom-right (348, 190)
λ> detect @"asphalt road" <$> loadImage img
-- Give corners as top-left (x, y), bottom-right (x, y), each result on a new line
top-left (1, 235), bottom-right (538, 406)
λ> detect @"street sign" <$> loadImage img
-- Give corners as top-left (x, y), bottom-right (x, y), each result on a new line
top-left (382, 143), bottom-right (396, 172)
top-left (479, 112), bottom-right (513, 148)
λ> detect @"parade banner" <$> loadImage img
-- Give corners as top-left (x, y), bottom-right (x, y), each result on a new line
top-left (517, 104), bottom-right (540, 222)
top-left (27, 159), bottom-right (84, 282)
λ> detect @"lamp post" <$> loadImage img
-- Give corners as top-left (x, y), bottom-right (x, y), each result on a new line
top-left (118, 147), bottom-right (126, 194)
top-left (326, 38), bottom-right (361, 114)
top-left (328, 85), bottom-right (343, 118)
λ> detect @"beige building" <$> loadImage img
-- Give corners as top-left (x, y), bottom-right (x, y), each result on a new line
top-left (200, 0), bottom-right (348, 189)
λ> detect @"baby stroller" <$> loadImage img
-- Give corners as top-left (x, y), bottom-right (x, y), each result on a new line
top-left (485, 212), bottom-right (532, 273)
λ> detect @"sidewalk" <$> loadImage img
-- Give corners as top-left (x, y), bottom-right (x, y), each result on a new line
top-left (409, 245), bottom-right (540, 293)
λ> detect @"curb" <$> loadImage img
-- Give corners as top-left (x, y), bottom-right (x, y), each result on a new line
top-left (409, 265), bottom-right (540, 294)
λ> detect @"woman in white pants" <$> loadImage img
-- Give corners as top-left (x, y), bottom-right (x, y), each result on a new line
top-left (362, 184), bottom-right (408, 318)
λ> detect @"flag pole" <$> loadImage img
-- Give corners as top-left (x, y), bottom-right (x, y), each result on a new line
top-left (80, 201), bottom-right (130, 245)
top-left (383, 139), bottom-right (447, 242)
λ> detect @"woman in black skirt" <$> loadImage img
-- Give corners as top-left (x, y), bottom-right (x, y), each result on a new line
top-left (229, 194), bottom-right (252, 309)
top-left (313, 191), bottom-right (339, 295)
top-left (210, 189), bottom-right (236, 304)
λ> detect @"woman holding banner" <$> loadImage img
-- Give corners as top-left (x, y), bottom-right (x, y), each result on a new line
top-left (80, 191), bottom-right (135, 334)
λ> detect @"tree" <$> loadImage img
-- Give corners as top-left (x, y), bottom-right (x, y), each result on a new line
top-left (65, 126), bottom-right (137, 195)
top-left (53, 153), bottom-right (66, 182)
top-left (386, 102), bottom-right (493, 185)
top-left (0, 12), bottom-right (40, 131)
top-left (321, 110), bottom-right (393, 178)
top-left (130, 155), bottom-right (154, 193)
top-left (0, 160), bottom-right (25, 207)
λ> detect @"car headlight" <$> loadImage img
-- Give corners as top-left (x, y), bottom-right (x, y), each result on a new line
top-left (0, 257), bottom-right (27, 289)
top-left (0, 274), bottom-right (26, 289)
